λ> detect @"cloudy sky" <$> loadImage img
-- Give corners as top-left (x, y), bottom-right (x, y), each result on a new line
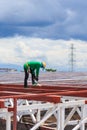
top-left (0, 0), bottom-right (87, 71)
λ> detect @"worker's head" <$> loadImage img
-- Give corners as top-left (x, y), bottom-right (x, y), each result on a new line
top-left (42, 62), bottom-right (46, 68)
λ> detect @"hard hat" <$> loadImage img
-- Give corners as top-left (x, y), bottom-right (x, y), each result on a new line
top-left (42, 62), bottom-right (46, 68)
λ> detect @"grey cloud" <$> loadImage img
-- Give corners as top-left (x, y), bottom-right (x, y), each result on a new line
top-left (0, 0), bottom-right (66, 26)
top-left (0, 0), bottom-right (87, 40)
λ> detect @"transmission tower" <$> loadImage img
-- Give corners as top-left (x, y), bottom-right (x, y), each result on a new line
top-left (70, 43), bottom-right (75, 72)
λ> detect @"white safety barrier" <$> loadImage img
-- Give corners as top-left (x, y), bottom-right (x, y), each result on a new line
top-left (0, 97), bottom-right (87, 130)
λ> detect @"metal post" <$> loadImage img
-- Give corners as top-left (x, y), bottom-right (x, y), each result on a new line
top-left (57, 106), bottom-right (61, 130)
top-left (60, 106), bottom-right (65, 130)
top-left (6, 112), bottom-right (11, 130)
top-left (13, 98), bottom-right (17, 130)
top-left (57, 105), bottom-right (65, 130)
top-left (80, 105), bottom-right (85, 130)
top-left (36, 102), bottom-right (41, 122)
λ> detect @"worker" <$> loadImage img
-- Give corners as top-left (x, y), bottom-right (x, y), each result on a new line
top-left (23, 61), bottom-right (46, 88)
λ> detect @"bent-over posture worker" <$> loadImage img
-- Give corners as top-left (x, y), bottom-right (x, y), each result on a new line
top-left (23, 61), bottom-right (46, 88)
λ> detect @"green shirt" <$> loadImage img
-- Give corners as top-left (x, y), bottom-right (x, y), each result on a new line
top-left (23, 61), bottom-right (42, 77)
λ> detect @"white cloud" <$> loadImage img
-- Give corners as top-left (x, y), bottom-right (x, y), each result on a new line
top-left (0, 36), bottom-right (87, 71)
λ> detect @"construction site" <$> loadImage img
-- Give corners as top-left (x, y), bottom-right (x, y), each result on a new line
top-left (0, 71), bottom-right (87, 130)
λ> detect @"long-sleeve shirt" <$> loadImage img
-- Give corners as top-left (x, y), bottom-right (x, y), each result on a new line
top-left (23, 61), bottom-right (43, 77)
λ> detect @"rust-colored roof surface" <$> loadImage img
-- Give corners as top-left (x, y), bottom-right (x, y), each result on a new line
top-left (0, 71), bottom-right (87, 102)
top-left (0, 72), bottom-right (87, 130)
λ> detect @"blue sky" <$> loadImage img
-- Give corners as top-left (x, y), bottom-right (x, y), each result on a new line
top-left (0, 0), bottom-right (87, 71)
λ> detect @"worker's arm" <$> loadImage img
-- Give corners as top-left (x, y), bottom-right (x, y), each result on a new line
top-left (35, 68), bottom-right (40, 81)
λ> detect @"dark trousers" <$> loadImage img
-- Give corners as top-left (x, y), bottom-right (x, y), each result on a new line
top-left (30, 68), bottom-right (36, 85)
top-left (24, 68), bottom-right (29, 88)
top-left (24, 68), bottom-right (36, 87)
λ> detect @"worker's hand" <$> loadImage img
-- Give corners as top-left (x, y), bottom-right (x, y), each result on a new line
top-left (27, 68), bottom-right (30, 73)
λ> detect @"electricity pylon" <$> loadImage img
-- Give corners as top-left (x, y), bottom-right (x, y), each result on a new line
top-left (70, 43), bottom-right (75, 72)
